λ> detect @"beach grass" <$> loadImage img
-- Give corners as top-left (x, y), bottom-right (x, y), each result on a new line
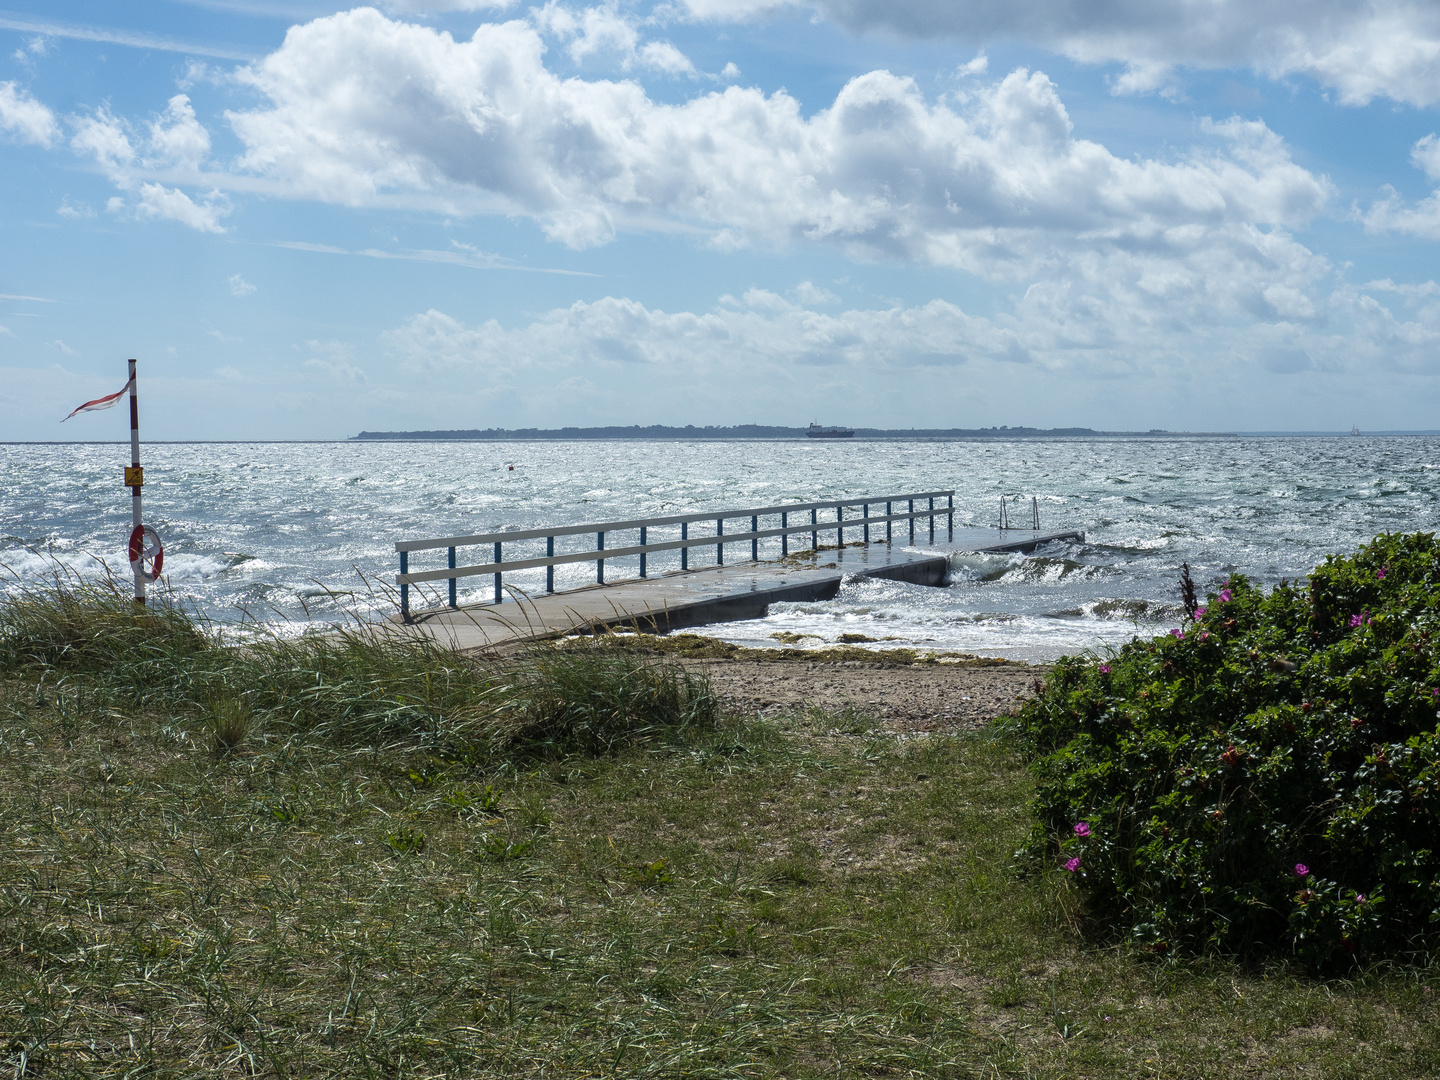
top-left (1, 587), bottom-right (1437, 1076)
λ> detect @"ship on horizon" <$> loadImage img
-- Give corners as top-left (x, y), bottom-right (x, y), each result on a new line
top-left (807, 422), bottom-right (855, 439)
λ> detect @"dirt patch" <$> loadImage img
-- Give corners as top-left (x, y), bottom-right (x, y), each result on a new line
top-left (682, 655), bottom-right (1047, 730)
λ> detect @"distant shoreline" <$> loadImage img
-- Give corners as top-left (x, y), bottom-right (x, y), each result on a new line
top-left (350, 424), bottom-right (1240, 441)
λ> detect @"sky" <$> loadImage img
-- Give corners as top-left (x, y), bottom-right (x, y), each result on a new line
top-left (2, 1), bottom-right (1440, 439)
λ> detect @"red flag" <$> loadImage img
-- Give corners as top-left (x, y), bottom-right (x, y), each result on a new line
top-left (62, 378), bottom-right (132, 422)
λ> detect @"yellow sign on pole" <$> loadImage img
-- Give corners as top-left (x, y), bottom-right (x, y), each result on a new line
top-left (124, 466), bottom-right (144, 487)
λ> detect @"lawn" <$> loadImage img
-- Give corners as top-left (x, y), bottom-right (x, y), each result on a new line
top-left (3, 652), bottom-right (1437, 1078)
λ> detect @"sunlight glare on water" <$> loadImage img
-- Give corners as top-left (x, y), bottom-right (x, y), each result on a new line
top-left (3, 436), bottom-right (1435, 659)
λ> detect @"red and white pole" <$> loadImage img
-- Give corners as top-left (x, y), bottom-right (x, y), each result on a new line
top-left (126, 358), bottom-right (144, 606)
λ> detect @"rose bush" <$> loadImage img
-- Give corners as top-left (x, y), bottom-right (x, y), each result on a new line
top-left (1007, 532), bottom-right (1440, 969)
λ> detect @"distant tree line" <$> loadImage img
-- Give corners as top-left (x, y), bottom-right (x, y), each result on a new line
top-left (347, 424), bottom-right (1156, 440)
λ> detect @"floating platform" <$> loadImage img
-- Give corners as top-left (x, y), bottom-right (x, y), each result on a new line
top-left (387, 527), bottom-right (1082, 652)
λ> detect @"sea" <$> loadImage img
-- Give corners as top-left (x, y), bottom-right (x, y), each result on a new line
top-left (3, 436), bottom-right (1436, 661)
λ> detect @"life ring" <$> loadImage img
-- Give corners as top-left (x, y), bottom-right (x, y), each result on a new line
top-left (128, 524), bottom-right (164, 583)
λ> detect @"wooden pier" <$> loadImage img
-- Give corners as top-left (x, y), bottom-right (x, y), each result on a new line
top-left (386, 491), bottom-right (1081, 650)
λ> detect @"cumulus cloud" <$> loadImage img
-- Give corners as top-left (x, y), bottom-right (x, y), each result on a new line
top-left (1362, 133), bottom-right (1440, 240)
top-left (135, 183), bottom-right (229, 232)
top-left (225, 9), bottom-right (1329, 273)
top-left (679, 0), bottom-right (1440, 107)
top-left (381, 0), bottom-right (518, 10)
top-left (382, 259), bottom-right (1440, 408)
top-left (228, 273), bottom-right (257, 296)
top-left (67, 93), bottom-right (230, 232)
top-left (533, 2), bottom-right (697, 74)
top-left (0, 80), bottom-right (59, 146)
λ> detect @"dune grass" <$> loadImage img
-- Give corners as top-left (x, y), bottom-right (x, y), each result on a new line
top-left (1, 584), bottom-right (1437, 1077)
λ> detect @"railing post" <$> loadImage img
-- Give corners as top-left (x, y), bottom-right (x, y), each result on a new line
top-left (929, 497), bottom-right (935, 541)
top-left (494, 542), bottom-right (502, 604)
top-left (400, 550), bottom-right (409, 621)
top-left (886, 501), bottom-right (892, 543)
top-left (546, 535), bottom-right (555, 592)
top-left (952, 494), bottom-right (957, 538)
top-left (597, 531), bottom-right (605, 584)
top-left (1032, 496), bottom-right (1039, 531)
top-left (837, 504), bottom-right (843, 546)
top-left (811, 508), bottom-right (817, 549)
top-left (448, 546), bottom-right (457, 609)
top-left (863, 503), bottom-right (870, 544)
top-left (716, 518), bottom-right (724, 565)
top-left (640, 526), bottom-right (647, 577)
top-left (751, 515), bottom-right (758, 561)
top-left (681, 521), bottom-right (688, 570)
top-left (781, 511), bottom-right (788, 556)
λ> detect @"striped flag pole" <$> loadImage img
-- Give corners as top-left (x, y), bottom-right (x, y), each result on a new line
top-left (127, 359), bottom-right (144, 606)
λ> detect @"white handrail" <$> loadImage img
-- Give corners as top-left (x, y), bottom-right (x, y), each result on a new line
top-left (395, 490), bottom-right (955, 620)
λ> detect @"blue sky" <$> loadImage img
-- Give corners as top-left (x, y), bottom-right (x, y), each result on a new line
top-left (3, 0), bottom-right (1440, 438)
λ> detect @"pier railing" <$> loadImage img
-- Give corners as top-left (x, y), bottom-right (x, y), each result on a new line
top-left (395, 490), bottom-right (955, 621)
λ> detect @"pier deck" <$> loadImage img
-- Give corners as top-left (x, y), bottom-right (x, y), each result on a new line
top-left (389, 527), bottom-right (1082, 652)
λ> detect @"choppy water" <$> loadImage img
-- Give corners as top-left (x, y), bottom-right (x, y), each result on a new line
top-left (3, 437), bottom-right (1436, 659)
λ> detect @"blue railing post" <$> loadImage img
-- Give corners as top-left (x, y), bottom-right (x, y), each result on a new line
top-left (597, 531), bottom-right (605, 584)
top-left (546, 535), bottom-right (555, 592)
top-left (781, 511), bottom-right (788, 556)
top-left (448, 546), bottom-right (457, 609)
top-left (494, 542), bottom-right (502, 604)
top-left (639, 526), bottom-right (647, 577)
top-left (681, 521), bottom-right (688, 570)
top-left (837, 504), bottom-right (844, 546)
top-left (929, 497), bottom-right (935, 541)
top-left (863, 503), bottom-right (870, 544)
top-left (811, 508), bottom-right (817, 549)
top-left (886, 501), bottom-right (892, 543)
top-left (716, 518), bottom-right (724, 565)
top-left (909, 498), bottom-right (915, 542)
top-left (399, 550), bottom-right (409, 621)
top-left (751, 515), bottom-right (758, 561)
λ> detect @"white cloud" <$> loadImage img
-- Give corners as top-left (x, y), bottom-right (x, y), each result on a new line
top-left (638, 40), bottom-right (697, 75)
top-left (679, 0), bottom-right (1440, 107)
top-left (1412, 134), bottom-right (1440, 182)
top-left (225, 10), bottom-right (1330, 274)
top-left (381, 0), bottom-right (517, 10)
top-left (533, 2), bottom-right (697, 74)
top-left (135, 183), bottom-right (230, 232)
top-left (70, 108), bottom-right (135, 169)
top-left (67, 94), bottom-right (229, 232)
top-left (228, 273), bottom-right (257, 296)
top-left (304, 341), bottom-right (367, 383)
top-left (147, 95), bottom-right (211, 170)
top-left (381, 263), bottom-right (1440, 409)
top-left (56, 196), bottom-right (94, 219)
top-left (794, 280), bottom-right (839, 305)
top-left (0, 81), bottom-right (59, 146)
top-left (1362, 134), bottom-right (1440, 240)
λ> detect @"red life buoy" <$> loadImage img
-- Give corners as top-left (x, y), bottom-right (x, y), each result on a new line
top-left (128, 524), bottom-right (164, 582)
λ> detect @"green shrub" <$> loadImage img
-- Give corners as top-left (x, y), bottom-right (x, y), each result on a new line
top-left (1007, 532), bottom-right (1440, 968)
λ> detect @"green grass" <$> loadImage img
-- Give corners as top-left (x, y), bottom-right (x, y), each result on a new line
top-left (1, 585), bottom-right (1438, 1076)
